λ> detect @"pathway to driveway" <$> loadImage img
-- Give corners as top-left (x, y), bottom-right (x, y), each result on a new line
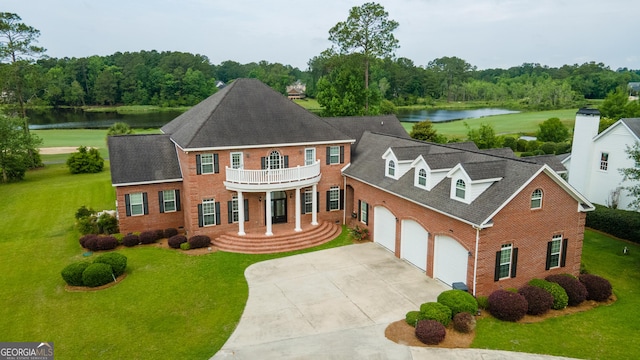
top-left (211, 243), bottom-right (577, 360)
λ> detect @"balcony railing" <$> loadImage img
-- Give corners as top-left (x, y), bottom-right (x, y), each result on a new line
top-left (225, 161), bottom-right (321, 186)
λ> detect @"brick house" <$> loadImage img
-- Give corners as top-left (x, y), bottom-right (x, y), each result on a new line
top-left (108, 78), bottom-right (593, 295)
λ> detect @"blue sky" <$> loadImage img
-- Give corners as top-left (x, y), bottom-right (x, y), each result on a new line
top-left (5, 0), bottom-right (639, 70)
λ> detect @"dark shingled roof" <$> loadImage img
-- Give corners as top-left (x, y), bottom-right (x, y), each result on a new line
top-left (322, 114), bottom-right (410, 151)
top-left (620, 118), bottom-right (640, 138)
top-left (161, 78), bottom-right (352, 149)
top-left (108, 134), bottom-right (182, 185)
top-left (344, 132), bottom-right (565, 226)
top-left (577, 108), bottom-right (601, 116)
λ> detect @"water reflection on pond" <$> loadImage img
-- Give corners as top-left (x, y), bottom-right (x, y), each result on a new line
top-left (396, 108), bottom-right (519, 123)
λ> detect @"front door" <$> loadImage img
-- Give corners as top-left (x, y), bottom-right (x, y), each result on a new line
top-left (271, 191), bottom-right (287, 224)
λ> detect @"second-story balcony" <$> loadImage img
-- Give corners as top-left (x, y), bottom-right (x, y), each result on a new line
top-left (223, 161), bottom-right (321, 192)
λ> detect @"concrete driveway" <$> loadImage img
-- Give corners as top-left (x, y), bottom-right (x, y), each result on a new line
top-left (211, 243), bottom-right (577, 360)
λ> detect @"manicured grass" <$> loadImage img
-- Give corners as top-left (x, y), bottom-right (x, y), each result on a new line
top-left (472, 230), bottom-right (640, 359)
top-left (293, 98), bottom-right (322, 111)
top-left (0, 163), bottom-right (352, 359)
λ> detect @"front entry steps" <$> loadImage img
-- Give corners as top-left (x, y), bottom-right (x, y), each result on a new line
top-left (214, 222), bottom-right (341, 254)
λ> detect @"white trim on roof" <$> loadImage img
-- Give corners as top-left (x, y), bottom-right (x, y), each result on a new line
top-left (592, 119), bottom-right (640, 143)
top-left (112, 178), bottom-right (183, 187)
top-left (172, 139), bottom-right (355, 152)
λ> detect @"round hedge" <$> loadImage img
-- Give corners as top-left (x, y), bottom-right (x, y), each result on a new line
top-left (419, 302), bottom-right (452, 326)
top-left (545, 274), bottom-right (587, 306)
top-left (139, 231), bottom-right (158, 244)
top-left (82, 263), bottom-right (114, 287)
top-left (93, 252), bottom-right (127, 277)
top-left (488, 289), bottom-right (528, 322)
top-left (528, 279), bottom-right (569, 310)
top-left (437, 290), bottom-right (478, 316)
top-left (61, 261), bottom-right (91, 286)
top-left (168, 235), bottom-right (188, 249)
top-left (415, 320), bottom-right (446, 345)
top-left (83, 236), bottom-right (100, 251)
top-left (518, 285), bottom-right (554, 315)
top-left (97, 236), bottom-right (119, 251)
top-left (79, 234), bottom-right (99, 248)
top-left (188, 235), bottom-right (211, 249)
top-left (122, 234), bottom-right (139, 247)
top-left (405, 310), bottom-right (421, 327)
top-left (164, 228), bottom-right (179, 239)
top-left (180, 242), bottom-right (191, 250)
top-left (154, 229), bottom-right (165, 239)
top-left (579, 274), bottom-right (613, 302)
top-left (452, 312), bottom-right (476, 333)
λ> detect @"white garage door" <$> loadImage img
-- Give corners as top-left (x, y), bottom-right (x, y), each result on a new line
top-left (433, 235), bottom-right (468, 286)
top-left (400, 220), bottom-right (428, 271)
top-left (374, 206), bottom-right (396, 252)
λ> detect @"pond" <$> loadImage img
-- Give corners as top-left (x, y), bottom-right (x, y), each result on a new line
top-left (26, 107), bottom-right (519, 130)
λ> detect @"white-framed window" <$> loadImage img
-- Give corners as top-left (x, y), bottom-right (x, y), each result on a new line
top-left (329, 146), bottom-right (340, 164)
top-left (129, 192), bottom-right (144, 216)
top-left (230, 194), bottom-right (239, 223)
top-left (455, 179), bottom-right (466, 199)
top-left (304, 189), bottom-right (313, 213)
top-left (202, 198), bottom-right (216, 226)
top-left (305, 148), bottom-right (316, 166)
top-left (231, 152), bottom-right (243, 169)
top-left (360, 200), bottom-right (368, 224)
top-left (200, 153), bottom-right (214, 174)
top-left (329, 186), bottom-right (340, 211)
top-left (388, 160), bottom-right (396, 176)
top-left (498, 243), bottom-right (512, 279)
top-left (418, 168), bottom-right (427, 186)
top-left (162, 190), bottom-right (177, 212)
top-left (548, 235), bottom-right (562, 268)
top-left (268, 150), bottom-right (282, 169)
top-left (600, 152), bottom-right (609, 171)
top-left (531, 189), bottom-right (543, 209)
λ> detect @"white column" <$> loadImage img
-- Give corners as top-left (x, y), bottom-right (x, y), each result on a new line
top-left (311, 183), bottom-right (318, 226)
top-left (237, 191), bottom-right (245, 236)
top-left (265, 191), bottom-right (273, 236)
top-left (294, 187), bottom-right (302, 232)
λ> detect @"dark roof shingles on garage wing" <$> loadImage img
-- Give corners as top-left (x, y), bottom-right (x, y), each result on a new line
top-left (322, 115), bottom-right (410, 151)
top-left (108, 134), bottom-right (182, 185)
top-left (161, 78), bottom-right (352, 149)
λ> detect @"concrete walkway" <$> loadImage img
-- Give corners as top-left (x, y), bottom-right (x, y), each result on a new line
top-left (211, 243), bottom-right (578, 360)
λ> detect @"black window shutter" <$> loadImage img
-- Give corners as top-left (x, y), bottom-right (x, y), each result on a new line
top-left (326, 191), bottom-right (330, 211)
top-left (494, 251), bottom-right (501, 281)
top-left (175, 190), bottom-right (181, 211)
top-left (158, 191), bottom-right (165, 213)
top-left (340, 190), bottom-right (344, 210)
top-left (301, 193), bottom-right (306, 214)
top-left (317, 192), bottom-right (320, 212)
top-left (365, 203), bottom-right (369, 225)
top-left (560, 238), bottom-right (568, 267)
top-left (215, 202), bottom-right (221, 225)
top-left (244, 199), bottom-right (249, 222)
top-left (142, 192), bottom-right (148, 215)
top-left (326, 147), bottom-right (330, 164)
top-left (340, 146), bottom-right (345, 164)
top-left (125, 194), bottom-right (131, 216)
top-left (545, 241), bottom-right (553, 270)
top-left (214, 153), bottom-right (219, 173)
top-left (227, 201), bottom-right (233, 223)
top-left (261, 157), bottom-right (266, 169)
top-left (196, 155), bottom-right (202, 175)
top-left (511, 248), bottom-right (518, 278)
top-left (284, 155), bottom-right (289, 168)
top-left (198, 204), bottom-right (203, 227)
top-left (358, 200), bottom-right (362, 221)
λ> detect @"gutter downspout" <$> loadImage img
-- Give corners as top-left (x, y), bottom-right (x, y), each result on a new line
top-left (472, 225), bottom-right (481, 296)
top-left (343, 175), bottom-right (347, 225)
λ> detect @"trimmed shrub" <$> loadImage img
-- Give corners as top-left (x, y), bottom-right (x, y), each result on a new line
top-left (546, 274), bottom-right (588, 306)
top-left (476, 295), bottom-right (489, 310)
top-left (188, 235), bottom-right (211, 249)
top-left (164, 228), bottom-right (179, 239)
top-left (155, 229), bottom-right (165, 240)
top-left (113, 233), bottom-right (124, 243)
top-left (488, 289), bottom-right (528, 322)
top-left (81, 263), bottom-right (114, 287)
top-left (75, 205), bottom-right (95, 220)
top-left (168, 235), bottom-right (187, 249)
top-left (93, 252), bottom-right (127, 277)
top-left (96, 236), bottom-right (119, 251)
top-left (66, 145), bottom-right (104, 174)
top-left (405, 310), bottom-right (421, 327)
top-left (77, 216), bottom-right (99, 235)
top-left (122, 234), bottom-right (139, 247)
top-left (586, 204), bottom-right (640, 244)
top-left (419, 302), bottom-right (452, 326)
top-left (437, 290), bottom-right (478, 316)
top-left (180, 242), bottom-right (191, 250)
top-left (61, 261), bottom-right (90, 286)
top-left (139, 231), bottom-right (158, 244)
top-left (415, 320), bottom-right (446, 345)
top-left (96, 213), bottom-right (119, 234)
top-left (79, 234), bottom-right (99, 248)
top-left (529, 278), bottom-right (569, 310)
top-left (452, 312), bottom-right (476, 333)
top-left (579, 274), bottom-right (613, 302)
top-left (83, 236), bottom-right (100, 252)
top-left (518, 285), bottom-right (554, 315)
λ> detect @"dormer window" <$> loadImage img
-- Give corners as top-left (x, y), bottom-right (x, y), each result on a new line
top-left (455, 179), bottom-right (466, 199)
top-left (418, 168), bottom-right (427, 186)
top-left (531, 189), bottom-right (543, 209)
top-left (388, 160), bottom-right (396, 177)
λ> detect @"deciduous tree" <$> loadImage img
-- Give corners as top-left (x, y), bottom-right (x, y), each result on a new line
top-left (620, 143), bottom-right (640, 209)
top-left (465, 122), bottom-right (501, 149)
top-left (410, 120), bottom-right (447, 143)
top-left (0, 115), bottom-right (41, 182)
top-left (536, 117), bottom-right (569, 143)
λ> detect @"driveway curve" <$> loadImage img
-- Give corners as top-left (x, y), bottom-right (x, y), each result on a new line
top-left (211, 243), bottom-right (577, 360)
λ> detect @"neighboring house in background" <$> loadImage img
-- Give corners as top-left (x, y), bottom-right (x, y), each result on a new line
top-left (563, 108), bottom-right (640, 210)
top-left (108, 78), bottom-right (593, 296)
top-left (286, 80), bottom-right (306, 99)
top-left (629, 82), bottom-right (640, 100)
